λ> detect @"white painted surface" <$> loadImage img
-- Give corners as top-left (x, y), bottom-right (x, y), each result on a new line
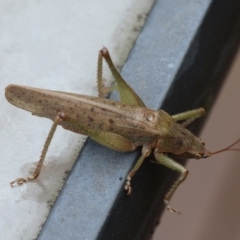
top-left (0, 1), bottom-right (155, 239)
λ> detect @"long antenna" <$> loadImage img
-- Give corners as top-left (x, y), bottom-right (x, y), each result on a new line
top-left (210, 138), bottom-right (240, 156)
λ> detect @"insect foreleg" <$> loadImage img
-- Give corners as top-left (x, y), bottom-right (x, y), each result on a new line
top-left (154, 150), bottom-right (188, 214)
top-left (10, 115), bottom-right (59, 186)
top-left (124, 145), bottom-right (151, 194)
top-left (172, 108), bottom-right (205, 127)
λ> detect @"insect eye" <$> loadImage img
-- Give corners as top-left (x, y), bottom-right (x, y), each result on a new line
top-left (194, 153), bottom-right (201, 159)
top-left (199, 139), bottom-right (205, 146)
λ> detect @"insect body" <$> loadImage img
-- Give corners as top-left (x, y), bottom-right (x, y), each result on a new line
top-left (5, 48), bottom-right (239, 214)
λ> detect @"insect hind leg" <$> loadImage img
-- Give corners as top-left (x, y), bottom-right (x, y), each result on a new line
top-left (10, 114), bottom-right (60, 186)
top-left (98, 47), bottom-right (146, 107)
top-left (97, 47), bottom-right (114, 98)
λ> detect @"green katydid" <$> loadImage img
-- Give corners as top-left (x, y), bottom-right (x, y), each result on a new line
top-left (5, 47), bottom-right (240, 214)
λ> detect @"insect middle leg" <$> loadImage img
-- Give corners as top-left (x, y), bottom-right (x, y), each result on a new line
top-left (125, 145), bottom-right (152, 194)
top-left (53, 113), bottom-right (151, 194)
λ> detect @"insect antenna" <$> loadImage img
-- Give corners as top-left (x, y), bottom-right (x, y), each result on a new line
top-left (210, 138), bottom-right (240, 156)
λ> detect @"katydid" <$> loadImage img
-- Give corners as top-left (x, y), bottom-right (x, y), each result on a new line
top-left (5, 47), bottom-right (240, 214)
